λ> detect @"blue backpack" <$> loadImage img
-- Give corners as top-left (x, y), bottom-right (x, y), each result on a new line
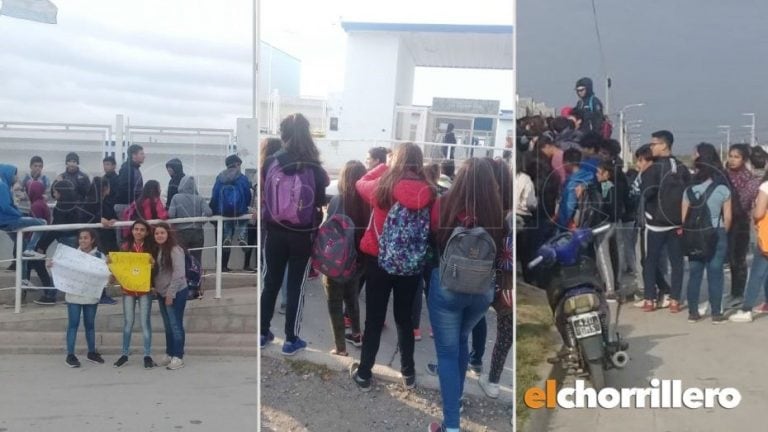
top-left (220, 184), bottom-right (243, 217)
top-left (377, 202), bottom-right (430, 276)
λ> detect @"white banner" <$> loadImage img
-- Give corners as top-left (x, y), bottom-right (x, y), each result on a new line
top-left (51, 245), bottom-right (111, 298)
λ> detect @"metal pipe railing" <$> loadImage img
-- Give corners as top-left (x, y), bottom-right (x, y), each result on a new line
top-left (6, 214), bottom-right (254, 313)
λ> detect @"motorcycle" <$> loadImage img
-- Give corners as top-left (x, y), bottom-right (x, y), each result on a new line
top-left (528, 224), bottom-right (629, 390)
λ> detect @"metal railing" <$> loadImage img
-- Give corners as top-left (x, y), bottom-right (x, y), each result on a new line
top-left (4, 214), bottom-right (255, 314)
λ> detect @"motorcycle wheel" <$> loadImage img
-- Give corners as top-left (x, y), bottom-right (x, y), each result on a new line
top-left (586, 358), bottom-right (605, 390)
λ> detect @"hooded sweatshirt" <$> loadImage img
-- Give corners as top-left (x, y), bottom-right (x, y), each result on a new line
top-left (27, 181), bottom-right (51, 224)
top-left (0, 164), bottom-right (22, 225)
top-left (169, 175), bottom-right (212, 230)
top-left (574, 77), bottom-right (605, 133)
top-left (355, 163), bottom-right (435, 257)
top-left (557, 166), bottom-right (596, 228)
top-left (211, 166), bottom-right (253, 217)
top-left (165, 158), bottom-right (185, 209)
top-left (153, 245), bottom-right (187, 299)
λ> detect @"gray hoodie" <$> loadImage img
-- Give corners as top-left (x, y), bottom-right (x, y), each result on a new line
top-left (168, 175), bottom-right (212, 230)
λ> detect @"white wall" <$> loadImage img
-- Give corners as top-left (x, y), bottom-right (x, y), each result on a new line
top-left (339, 33), bottom-right (401, 140)
top-left (394, 37), bottom-right (416, 107)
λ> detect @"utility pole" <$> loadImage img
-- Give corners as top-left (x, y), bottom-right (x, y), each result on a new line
top-left (619, 103), bottom-right (644, 169)
top-left (718, 125), bottom-right (731, 161)
top-left (743, 113), bottom-right (756, 147)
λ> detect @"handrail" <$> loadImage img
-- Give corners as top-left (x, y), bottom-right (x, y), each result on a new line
top-left (9, 214), bottom-right (255, 314)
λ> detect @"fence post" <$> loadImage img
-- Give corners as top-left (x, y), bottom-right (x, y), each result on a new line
top-left (215, 217), bottom-right (223, 299)
top-left (14, 230), bottom-right (23, 314)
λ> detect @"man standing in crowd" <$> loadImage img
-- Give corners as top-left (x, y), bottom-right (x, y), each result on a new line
top-left (574, 77), bottom-right (604, 134)
top-left (639, 130), bottom-right (690, 312)
top-left (56, 152), bottom-right (91, 201)
top-left (442, 123), bottom-right (457, 160)
top-left (165, 158), bottom-right (185, 209)
top-left (365, 147), bottom-right (389, 171)
top-left (113, 144), bottom-right (145, 214)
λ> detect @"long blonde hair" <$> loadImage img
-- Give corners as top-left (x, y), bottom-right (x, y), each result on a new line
top-left (374, 142), bottom-right (426, 208)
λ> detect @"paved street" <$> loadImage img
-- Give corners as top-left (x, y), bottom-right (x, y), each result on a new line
top-left (0, 355), bottom-right (257, 432)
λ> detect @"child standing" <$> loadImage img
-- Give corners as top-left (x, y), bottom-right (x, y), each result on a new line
top-left (152, 222), bottom-right (189, 370)
top-left (113, 220), bottom-right (156, 369)
top-left (61, 229), bottom-right (107, 367)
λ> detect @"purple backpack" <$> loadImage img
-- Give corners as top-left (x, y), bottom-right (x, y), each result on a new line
top-left (262, 160), bottom-right (316, 226)
top-left (311, 214), bottom-right (358, 282)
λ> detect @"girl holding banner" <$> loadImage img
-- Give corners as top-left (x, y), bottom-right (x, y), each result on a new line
top-left (151, 222), bottom-right (189, 370)
top-left (112, 220), bottom-right (156, 369)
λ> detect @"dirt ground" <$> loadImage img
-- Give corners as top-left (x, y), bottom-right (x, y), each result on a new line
top-left (260, 356), bottom-right (513, 431)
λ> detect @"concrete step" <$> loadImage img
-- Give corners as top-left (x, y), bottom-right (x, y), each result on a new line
top-left (0, 287), bottom-right (257, 333)
top-left (0, 331), bottom-right (258, 356)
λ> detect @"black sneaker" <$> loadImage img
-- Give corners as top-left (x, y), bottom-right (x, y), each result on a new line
top-left (688, 313), bottom-right (702, 323)
top-left (345, 333), bottom-right (362, 347)
top-left (349, 362), bottom-right (371, 392)
top-left (402, 373), bottom-right (416, 390)
top-left (113, 355), bottom-right (128, 368)
top-left (65, 354), bottom-right (81, 368)
top-left (87, 352), bottom-right (105, 364)
top-left (144, 356), bottom-right (156, 369)
top-left (712, 315), bottom-right (727, 325)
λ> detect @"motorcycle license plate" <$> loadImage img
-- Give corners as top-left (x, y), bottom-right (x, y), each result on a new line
top-left (569, 312), bottom-right (602, 339)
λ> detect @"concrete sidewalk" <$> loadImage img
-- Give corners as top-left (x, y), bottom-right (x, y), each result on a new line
top-left (259, 276), bottom-right (514, 403)
top-left (547, 274), bottom-right (768, 432)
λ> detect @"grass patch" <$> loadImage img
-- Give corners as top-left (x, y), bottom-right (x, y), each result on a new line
top-left (516, 282), bottom-right (555, 430)
top-left (285, 358), bottom-right (336, 382)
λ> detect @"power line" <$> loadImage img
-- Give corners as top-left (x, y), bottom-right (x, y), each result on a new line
top-left (590, 0), bottom-right (608, 79)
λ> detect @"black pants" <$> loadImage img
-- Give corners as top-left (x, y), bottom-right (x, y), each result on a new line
top-left (260, 228), bottom-right (312, 342)
top-left (358, 257), bottom-right (419, 380)
top-left (643, 228), bottom-right (683, 301)
top-left (638, 226), bottom-right (670, 299)
top-left (178, 228), bottom-right (204, 294)
top-left (243, 223), bottom-right (259, 269)
top-left (212, 221), bottom-right (231, 270)
top-left (728, 218), bottom-right (750, 297)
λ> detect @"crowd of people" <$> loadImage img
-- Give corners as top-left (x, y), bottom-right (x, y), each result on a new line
top-left (517, 76), bottom-right (768, 327)
top-left (258, 113), bottom-right (514, 432)
top-left (0, 130), bottom-right (259, 369)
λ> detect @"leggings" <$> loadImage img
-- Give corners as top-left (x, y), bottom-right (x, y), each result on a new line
top-left (488, 311), bottom-right (514, 384)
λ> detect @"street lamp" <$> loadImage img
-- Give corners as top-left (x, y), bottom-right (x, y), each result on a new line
top-left (619, 103), bottom-right (645, 169)
top-left (718, 125), bottom-right (731, 161)
top-left (742, 113), bottom-right (756, 147)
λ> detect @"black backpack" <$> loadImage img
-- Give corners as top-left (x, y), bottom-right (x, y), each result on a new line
top-left (681, 183), bottom-right (720, 261)
top-left (576, 182), bottom-right (608, 229)
top-left (656, 158), bottom-right (690, 226)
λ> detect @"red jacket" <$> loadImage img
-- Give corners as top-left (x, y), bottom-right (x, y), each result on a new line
top-left (136, 197), bottom-right (168, 220)
top-left (355, 163), bottom-right (435, 257)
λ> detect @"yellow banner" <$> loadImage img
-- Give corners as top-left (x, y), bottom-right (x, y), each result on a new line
top-left (108, 252), bottom-right (152, 293)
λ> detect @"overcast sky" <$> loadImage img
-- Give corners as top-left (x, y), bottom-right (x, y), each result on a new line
top-left (0, 0), bottom-right (513, 130)
top-left (518, 0), bottom-right (768, 153)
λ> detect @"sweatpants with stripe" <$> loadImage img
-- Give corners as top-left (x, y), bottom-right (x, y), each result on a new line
top-left (261, 228), bottom-right (312, 343)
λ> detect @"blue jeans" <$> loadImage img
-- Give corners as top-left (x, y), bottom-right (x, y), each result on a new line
top-left (428, 269), bottom-right (494, 429)
top-left (223, 219), bottom-right (247, 243)
top-left (686, 229), bottom-right (727, 316)
top-left (122, 294), bottom-right (152, 356)
top-left (742, 245), bottom-right (768, 312)
top-left (66, 303), bottom-right (98, 355)
top-left (469, 316), bottom-right (487, 367)
top-left (158, 288), bottom-right (188, 359)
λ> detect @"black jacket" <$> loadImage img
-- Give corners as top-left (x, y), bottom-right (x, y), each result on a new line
top-left (114, 161), bottom-right (143, 205)
top-left (640, 156), bottom-right (691, 227)
top-left (574, 77), bottom-right (605, 134)
top-left (165, 158), bottom-right (185, 209)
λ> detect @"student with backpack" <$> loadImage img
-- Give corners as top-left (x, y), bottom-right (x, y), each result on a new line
top-left (151, 222), bottom-right (189, 370)
top-left (426, 158), bottom-right (504, 432)
top-left (640, 130), bottom-right (691, 312)
top-left (168, 175), bottom-right (212, 299)
top-left (349, 142), bottom-right (435, 392)
top-left (556, 148), bottom-right (596, 230)
top-left (113, 220), bottom-right (156, 369)
top-left (683, 149), bottom-right (732, 323)
top-left (59, 229), bottom-right (108, 367)
top-left (312, 160), bottom-right (370, 356)
top-left (210, 154), bottom-right (252, 248)
top-left (731, 169), bottom-right (768, 322)
top-left (260, 113), bottom-right (329, 355)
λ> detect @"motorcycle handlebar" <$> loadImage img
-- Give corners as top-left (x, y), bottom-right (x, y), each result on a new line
top-left (592, 224), bottom-right (611, 235)
top-left (528, 256), bottom-right (544, 269)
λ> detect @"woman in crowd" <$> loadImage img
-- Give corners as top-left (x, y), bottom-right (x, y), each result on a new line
top-left (152, 222), bottom-right (189, 370)
top-left (349, 142), bottom-right (435, 392)
top-left (168, 175), bottom-right (211, 299)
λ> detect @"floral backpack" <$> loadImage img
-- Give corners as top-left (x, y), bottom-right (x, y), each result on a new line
top-left (376, 202), bottom-right (430, 276)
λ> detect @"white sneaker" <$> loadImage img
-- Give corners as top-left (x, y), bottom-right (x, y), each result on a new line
top-left (478, 375), bottom-right (500, 399)
top-left (658, 294), bottom-right (671, 309)
top-left (729, 310), bottom-right (753, 323)
top-left (22, 250), bottom-right (46, 259)
top-left (698, 301), bottom-right (710, 317)
top-left (633, 298), bottom-right (646, 308)
top-left (167, 357), bottom-right (184, 370)
top-left (158, 355), bottom-right (172, 367)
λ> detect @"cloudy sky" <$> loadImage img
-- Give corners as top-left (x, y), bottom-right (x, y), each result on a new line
top-left (518, 0), bottom-right (767, 153)
top-left (0, 0), bottom-right (513, 130)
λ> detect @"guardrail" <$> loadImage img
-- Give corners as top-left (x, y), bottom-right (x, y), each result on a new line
top-left (3, 214), bottom-right (255, 314)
